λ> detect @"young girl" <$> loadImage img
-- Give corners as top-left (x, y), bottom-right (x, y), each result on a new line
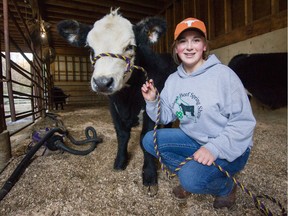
top-left (141, 17), bottom-right (256, 209)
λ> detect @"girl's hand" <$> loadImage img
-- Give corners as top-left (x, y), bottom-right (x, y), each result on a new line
top-left (193, 147), bottom-right (215, 166)
top-left (141, 79), bottom-right (157, 101)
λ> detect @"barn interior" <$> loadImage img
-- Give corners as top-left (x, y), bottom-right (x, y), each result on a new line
top-left (0, 0), bottom-right (287, 215)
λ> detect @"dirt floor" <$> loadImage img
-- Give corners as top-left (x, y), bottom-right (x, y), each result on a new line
top-left (0, 101), bottom-right (287, 216)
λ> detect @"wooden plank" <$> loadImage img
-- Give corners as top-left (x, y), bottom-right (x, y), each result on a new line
top-left (174, 0), bottom-right (182, 25)
top-left (225, 0), bottom-right (232, 33)
top-left (231, 0), bottom-right (245, 29)
top-left (165, 7), bottom-right (173, 52)
top-left (72, 56), bottom-right (75, 81)
top-left (198, 0), bottom-right (209, 25)
top-left (44, 5), bottom-right (147, 22)
top-left (253, 0), bottom-right (271, 21)
top-left (45, 0), bottom-right (159, 16)
top-left (53, 81), bottom-right (108, 105)
top-left (245, 0), bottom-right (253, 24)
top-left (271, 0), bottom-right (280, 14)
top-left (182, 0), bottom-right (191, 18)
top-left (207, 0), bottom-right (214, 39)
top-left (110, 0), bottom-right (164, 10)
top-left (212, 0), bottom-right (227, 39)
top-left (193, 0), bottom-right (200, 18)
top-left (64, 56), bottom-right (68, 81)
top-left (55, 48), bottom-right (88, 56)
top-left (209, 10), bottom-right (287, 50)
top-left (279, 0), bottom-right (287, 11)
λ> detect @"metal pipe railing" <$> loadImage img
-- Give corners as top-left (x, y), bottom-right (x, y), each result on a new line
top-left (0, 0), bottom-right (53, 145)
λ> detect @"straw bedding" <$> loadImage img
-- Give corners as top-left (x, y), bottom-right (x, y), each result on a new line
top-left (0, 102), bottom-right (286, 216)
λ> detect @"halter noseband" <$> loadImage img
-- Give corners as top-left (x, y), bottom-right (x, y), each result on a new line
top-left (92, 53), bottom-right (148, 80)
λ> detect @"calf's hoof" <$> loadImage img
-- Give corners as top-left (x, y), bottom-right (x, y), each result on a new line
top-left (113, 156), bottom-right (129, 170)
top-left (142, 185), bottom-right (158, 197)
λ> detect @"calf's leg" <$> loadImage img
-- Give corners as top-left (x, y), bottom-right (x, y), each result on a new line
top-left (140, 111), bottom-right (158, 196)
top-left (109, 101), bottom-right (131, 170)
top-left (114, 126), bottom-right (130, 170)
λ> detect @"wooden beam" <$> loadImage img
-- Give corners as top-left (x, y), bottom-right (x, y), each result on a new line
top-left (194, 0), bottom-right (200, 18)
top-left (207, 0), bottom-right (214, 39)
top-left (118, 0), bottom-right (164, 9)
top-left (245, 0), bottom-right (253, 24)
top-left (44, 0), bottom-right (158, 16)
top-left (44, 5), bottom-right (147, 22)
top-left (271, 0), bottom-right (279, 14)
top-left (0, 32), bottom-right (6, 132)
top-left (224, 0), bottom-right (232, 33)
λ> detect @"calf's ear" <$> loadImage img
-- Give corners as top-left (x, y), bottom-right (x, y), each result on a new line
top-left (133, 17), bottom-right (167, 45)
top-left (57, 20), bottom-right (92, 47)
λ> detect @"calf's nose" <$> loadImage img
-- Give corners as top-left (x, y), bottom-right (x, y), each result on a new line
top-left (93, 77), bottom-right (114, 92)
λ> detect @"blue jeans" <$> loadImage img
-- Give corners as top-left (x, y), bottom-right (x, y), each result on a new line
top-left (142, 128), bottom-right (250, 196)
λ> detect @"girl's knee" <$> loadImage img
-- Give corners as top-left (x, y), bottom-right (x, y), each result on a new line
top-left (178, 164), bottom-right (205, 193)
top-left (142, 131), bottom-right (154, 153)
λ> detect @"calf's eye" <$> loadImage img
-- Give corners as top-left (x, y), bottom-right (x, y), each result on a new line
top-left (124, 45), bottom-right (136, 52)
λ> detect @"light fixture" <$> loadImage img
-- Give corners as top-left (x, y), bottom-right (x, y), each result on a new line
top-left (40, 20), bottom-right (46, 38)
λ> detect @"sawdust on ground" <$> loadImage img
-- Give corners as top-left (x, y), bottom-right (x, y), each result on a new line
top-left (0, 102), bottom-right (287, 216)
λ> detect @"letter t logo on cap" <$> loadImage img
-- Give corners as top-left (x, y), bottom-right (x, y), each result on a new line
top-left (184, 20), bottom-right (198, 27)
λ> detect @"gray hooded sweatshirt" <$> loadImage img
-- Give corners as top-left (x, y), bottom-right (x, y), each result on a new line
top-left (146, 54), bottom-right (256, 162)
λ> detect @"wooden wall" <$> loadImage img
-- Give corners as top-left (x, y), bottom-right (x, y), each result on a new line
top-left (154, 0), bottom-right (287, 53)
top-left (50, 54), bottom-right (108, 106)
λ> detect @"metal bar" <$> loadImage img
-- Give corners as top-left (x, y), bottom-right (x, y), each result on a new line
top-left (10, 80), bottom-right (31, 89)
top-left (1, 52), bottom-right (33, 79)
top-left (0, 30), bottom-right (40, 76)
top-left (30, 60), bottom-right (35, 122)
top-left (7, 7), bottom-right (42, 70)
top-left (6, 107), bottom-right (42, 120)
top-left (39, 64), bottom-right (45, 117)
top-left (10, 0), bottom-right (43, 66)
top-left (3, 0), bottom-right (16, 122)
top-left (12, 90), bottom-right (33, 97)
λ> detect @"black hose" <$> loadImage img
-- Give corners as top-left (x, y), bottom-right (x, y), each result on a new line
top-left (0, 126), bottom-right (103, 202)
top-left (0, 128), bottom-right (66, 202)
top-left (56, 127), bottom-right (103, 155)
top-left (67, 126), bottom-right (101, 145)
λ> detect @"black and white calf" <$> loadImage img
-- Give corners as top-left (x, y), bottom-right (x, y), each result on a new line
top-left (228, 53), bottom-right (287, 109)
top-left (57, 9), bottom-right (176, 195)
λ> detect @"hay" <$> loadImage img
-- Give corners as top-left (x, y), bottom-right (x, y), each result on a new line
top-left (0, 104), bottom-right (286, 216)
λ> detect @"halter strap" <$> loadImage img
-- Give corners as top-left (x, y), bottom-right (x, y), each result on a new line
top-left (92, 52), bottom-right (148, 80)
top-left (92, 53), bottom-right (132, 75)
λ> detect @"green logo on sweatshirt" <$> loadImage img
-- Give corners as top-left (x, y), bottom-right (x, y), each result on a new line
top-left (174, 92), bottom-right (203, 122)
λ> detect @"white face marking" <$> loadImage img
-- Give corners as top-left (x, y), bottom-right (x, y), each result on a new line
top-left (148, 27), bottom-right (160, 43)
top-left (68, 35), bottom-right (77, 43)
top-left (149, 31), bottom-right (158, 43)
top-left (87, 11), bottom-right (136, 94)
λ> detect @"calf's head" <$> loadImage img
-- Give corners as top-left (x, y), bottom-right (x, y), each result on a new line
top-left (57, 8), bottom-right (166, 95)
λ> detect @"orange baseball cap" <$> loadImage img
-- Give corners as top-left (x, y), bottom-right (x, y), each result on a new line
top-left (174, 18), bottom-right (207, 40)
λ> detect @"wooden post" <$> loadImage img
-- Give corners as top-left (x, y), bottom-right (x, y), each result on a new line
top-left (0, 0), bottom-right (12, 171)
top-left (0, 16), bottom-right (6, 133)
top-left (0, 130), bottom-right (11, 171)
